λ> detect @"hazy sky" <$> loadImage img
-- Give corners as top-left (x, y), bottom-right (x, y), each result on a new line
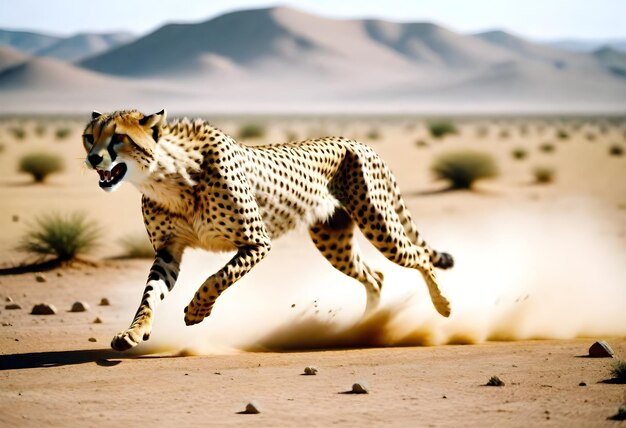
top-left (1, 0), bottom-right (624, 40)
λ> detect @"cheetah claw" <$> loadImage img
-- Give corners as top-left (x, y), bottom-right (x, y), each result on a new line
top-left (183, 301), bottom-right (212, 326)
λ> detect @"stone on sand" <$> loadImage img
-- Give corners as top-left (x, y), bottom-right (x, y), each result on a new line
top-left (5, 303), bottom-right (22, 310)
top-left (34, 273), bottom-right (46, 283)
top-left (31, 303), bottom-right (57, 315)
top-left (70, 301), bottom-right (90, 312)
top-left (93, 317), bottom-right (103, 324)
top-left (303, 366), bottom-right (318, 375)
top-left (99, 298), bottom-right (110, 306)
top-left (244, 401), bottom-right (261, 414)
top-left (588, 340), bottom-right (614, 358)
top-left (351, 381), bottom-right (370, 394)
top-left (88, 337), bottom-right (97, 342)
top-left (5, 296), bottom-right (12, 302)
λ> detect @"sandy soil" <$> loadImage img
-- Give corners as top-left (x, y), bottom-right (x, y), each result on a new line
top-left (0, 116), bottom-right (625, 426)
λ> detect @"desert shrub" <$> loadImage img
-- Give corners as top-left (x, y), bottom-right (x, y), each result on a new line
top-left (55, 127), bottom-right (71, 140)
top-left (485, 376), bottom-right (505, 386)
top-left (431, 150), bottom-right (499, 190)
top-left (17, 212), bottom-right (100, 261)
top-left (475, 125), bottom-right (489, 138)
top-left (10, 127), bottom-right (26, 140)
top-left (539, 143), bottom-right (555, 153)
top-left (557, 129), bottom-right (569, 140)
top-left (611, 359), bottom-right (626, 382)
top-left (238, 124), bottom-right (265, 140)
top-left (19, 152), bottom-right (65, 183)
top-left (367, 129), bottom-right (381, 140)
top-left (499, 129), bottom-right (510, 139)
top-left (415, 139), bottom-right (429, 148)
top-left (35, 124), bottom-right (46, 137)
top-left (428, 121), bottom-right (457, 139)
top-left (284, 130), bottom-right (298, 142)
top-left (533, 166), bottom-right (555, 184)
top-left (518, 124), bottom-right (529, 136)
top-left (511, 148), bottom-right (528, 160)
top-left (118, 234), bottom-right (154, 258)
top-left (609, 144), bottom-right (623, 156)
top-left (586, 132), bottom-right (596, 142)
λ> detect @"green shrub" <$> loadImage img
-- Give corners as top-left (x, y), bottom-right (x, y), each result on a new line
top-left (10, 127), bottom-right (26, 140)
top-left (609, 144), bottom-right (623, 156)
top-left (238, 124), bottom-right (265, 140)
top-left (367, 129), bottom-right (381, 140)
top-left (533, 166), bottom-right (555, 184)
top-left (55, 127), bottom-right (71, 140)
top-left (611, 359), bottom-right (626, 382)
top-left (431, 150), bottom-right (499, 190)
top-left (428, 121), bottom-right (457, 139)
top-left (19, 152), bottom-right (64, 183)
top-left (17, 212), bottom-right (100, 261)
top-left (511, 148), bottom-right (528, 160)
top-left (118, 234), bottom-right (154, 259)
top-left (557, 129), bottom-right (569, 140)
top-left (415, 139), bottom-right (429, 148)
top-left (539, 143), bottom-right (555, 153)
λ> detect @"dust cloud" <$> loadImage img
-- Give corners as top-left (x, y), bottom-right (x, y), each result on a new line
top-left (137, 201), bottom-right (626, 355)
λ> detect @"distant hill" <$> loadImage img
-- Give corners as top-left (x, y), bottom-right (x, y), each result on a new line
top-left (36, 32), bottom-right (135, 62)
top-left (0, 29), bottom-right (61, 54)
top-left (0, 45), bottom-right (29, 72)
top-left (1, 7), bottom-right (626, 113)
top-left (543, 38), bottom-right (626, 53)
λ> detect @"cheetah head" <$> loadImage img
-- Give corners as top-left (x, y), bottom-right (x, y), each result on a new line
top-left (82, 109), bottom-right (166, 192)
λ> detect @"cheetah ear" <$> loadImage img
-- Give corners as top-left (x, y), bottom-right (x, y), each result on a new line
top-left (91, 111), bottom-right (102, 120)
top-left (139, 109), bottom-right (167, 142)
top-left (139, 109), bottom-right (167, 128)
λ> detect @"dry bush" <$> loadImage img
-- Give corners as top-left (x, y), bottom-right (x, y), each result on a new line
top-left (17, 212), bottom-right (100, 261)
top-left (511, 148), bottom-right (528, 160)
top-left (431, 150), bottom-right (499, 190)
top-left (533, 166), bottom-right (555, 184)
top-left (238, 124), bottom-right (265, 140)
top-left (19, 152), bottom-right (65, 183)
top-left (428, 121), bottom-right (457, 139)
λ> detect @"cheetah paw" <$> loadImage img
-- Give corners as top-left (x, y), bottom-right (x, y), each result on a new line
top-left (111, 329), bottom-right (142, 351)
top-left (183, 301), bottom-right (212, 326)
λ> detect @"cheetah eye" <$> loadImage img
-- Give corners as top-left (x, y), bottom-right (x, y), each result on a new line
top-left (112, 133), bottom-right (131, 145)
top-left (82, 135), bottom-right (94, 150)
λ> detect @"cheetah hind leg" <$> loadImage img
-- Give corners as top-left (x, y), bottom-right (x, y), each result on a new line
top-left (308, 208), bottom-right (385, 315)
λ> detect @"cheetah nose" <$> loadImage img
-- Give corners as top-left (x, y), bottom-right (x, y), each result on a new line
top-left (88, 153), bottom-right (103, 168)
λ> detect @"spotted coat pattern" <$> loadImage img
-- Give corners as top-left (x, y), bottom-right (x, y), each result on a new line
top-left (82, 110), bottom-right (454, 351)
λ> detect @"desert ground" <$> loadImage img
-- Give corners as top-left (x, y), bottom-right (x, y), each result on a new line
top-left (0, 115), bottom-right (625, 426)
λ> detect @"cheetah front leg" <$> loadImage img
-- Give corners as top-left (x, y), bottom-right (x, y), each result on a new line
top-left (111, 248), bottom-right (182, 351)
top-left (184, 242), bottom-right (271, 326)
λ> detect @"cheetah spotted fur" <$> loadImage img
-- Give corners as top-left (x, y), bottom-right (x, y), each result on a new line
top-left (82, 110), bottom-right (454, 351)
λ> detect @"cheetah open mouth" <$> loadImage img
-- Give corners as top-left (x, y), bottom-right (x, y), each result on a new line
top-left (97, 162), bottom-right (127, 190)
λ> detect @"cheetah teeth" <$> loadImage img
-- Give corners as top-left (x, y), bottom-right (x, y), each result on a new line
top-left (97, 162), bottom-right (127, 188)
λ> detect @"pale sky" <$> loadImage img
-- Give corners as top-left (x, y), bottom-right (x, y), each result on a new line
top-left (1, 0), bottom-right (624, 40)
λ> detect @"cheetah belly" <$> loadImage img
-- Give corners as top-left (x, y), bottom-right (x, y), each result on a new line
top-left (190, 218), bottom-right (238, 253)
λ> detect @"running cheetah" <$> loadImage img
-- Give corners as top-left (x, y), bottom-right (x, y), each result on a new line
top-left (82, 110), bottom-right (454, 351)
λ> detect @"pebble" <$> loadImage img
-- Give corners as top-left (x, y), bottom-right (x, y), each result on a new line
top-left (30, 303), bottom-right (57, 315)
top-left (303, 366), bottom-right (318, 375)
top-left (486, 376), bottom-right (505, 386)
top-left (2, 322), bottom-right (12, 326)
top-left (5, 303), bottom-right (22, 310)
top-left (34, 273), bottom-right (46, 283)
top-left (579, 382), bottom-right (586, 386)
top-left (5, 296), bottom-right (12, 302)
top-left (99, 298), bottom-right (110, 306)
top-left (88, 337), bottom-right (97, 342)
top-left (588, 340), bottom-right (614, 358)
top-left (244, 401), bottom-right (261, 414)
top-left (70, 301), bottom-right (90, 313)
top-left (12, 215), bottom-right (19, 222)
top-left (351, 381), bottom-right (370, 394)
top-left (93, 317), bottom-right (103, 324)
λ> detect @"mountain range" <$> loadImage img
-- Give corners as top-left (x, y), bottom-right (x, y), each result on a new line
top-left (0, 7), bottom-right (624, 113)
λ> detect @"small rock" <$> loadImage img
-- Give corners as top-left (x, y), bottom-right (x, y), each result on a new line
top-left (93, 317), bottom-right (103, 324)
top-left (88, 337), bottom-right (97, 342)
top-left (5, 303), bottom-right (22, 310)
top-left (351, 381), bottom-right (370, 394)
top-left (589, 340), bottom-right (614, 358)
top-left (303, 366), bottom-right (318, 375)
top-left (56, 272), bottom-right (62, 277)
top-left (12, 215), bottom-right (19, 222)
top-left (579, 382), bottom-right (586, 386)
top-left (99, 298), bottom-right (110, 306)
top-left (5, 296), bottom-right (12, 302)
top-left (31, 303), bottom-right (57, 315)
top-left (34, 273), bottom-right (46, 283)
top-left (486, 376), bottom-right (505, 386)
top-left (70, 301), bottom-right (90, 312)
top-left (244, 401), bottom-right (261, 414)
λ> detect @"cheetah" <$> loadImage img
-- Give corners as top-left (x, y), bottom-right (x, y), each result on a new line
top-left (82, 110), bottom-right (454, 351)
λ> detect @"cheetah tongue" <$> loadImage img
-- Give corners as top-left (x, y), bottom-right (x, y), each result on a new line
top-left (98, 163), bottom-right (127, 188)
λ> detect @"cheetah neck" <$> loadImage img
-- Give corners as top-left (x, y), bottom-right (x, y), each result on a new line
top-left (134, 135), bottom-right (203, 215)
